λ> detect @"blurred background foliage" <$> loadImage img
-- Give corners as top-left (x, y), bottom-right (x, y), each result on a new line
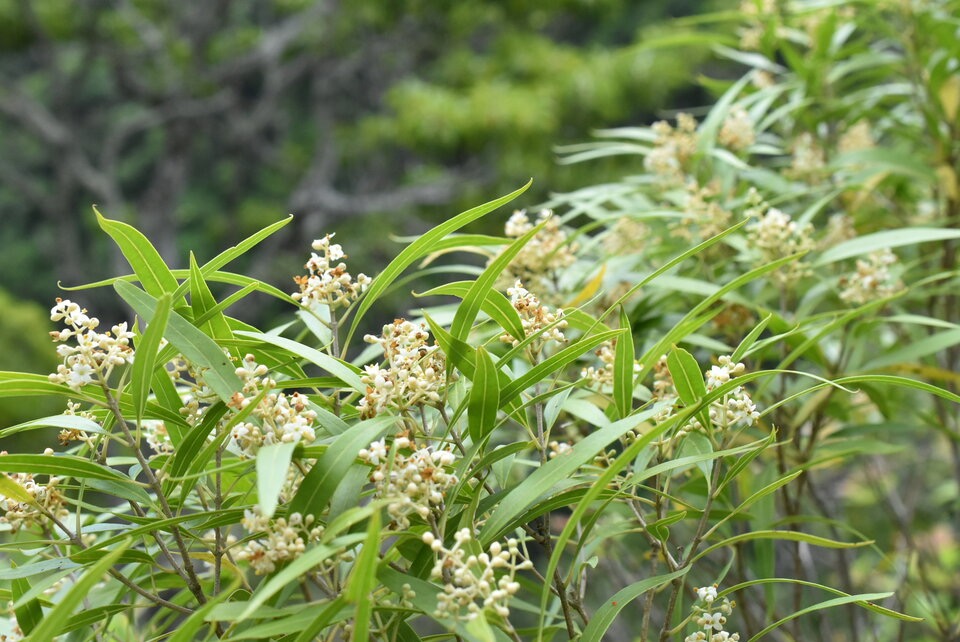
top-left (0, 0), bottom-right (734, 422)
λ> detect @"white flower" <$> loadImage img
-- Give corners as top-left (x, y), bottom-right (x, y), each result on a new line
top-left (293, 234), bottom-right (370, 310)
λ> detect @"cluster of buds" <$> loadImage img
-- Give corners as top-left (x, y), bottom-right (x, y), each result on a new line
top-left (689, 356), bottom-right (759, 436)
top-left (0, 615), bottom-right (23, 642)
top-left (292, 234), bottom-right (371, 311)
top-left (580, 339), bottom-right (641, 388)
top-left (236, 508), bottom-right (324, 575)
top-left (48, 299), bottom-right (134, 390)
top-left (645, 113), bottom-right (699, 182)
top-left (0, 467), bottom-right (67, 533)
top-left (422, 529), bottom-right (532, 621)
top-left (229, 354), bottom-right (318, 457)
top-left (685, 585), bottom-right (741, 642)
top-left (602, 216), bottom-right (649, 256)
top-left (500, 209), bottom-right (577, 294)
top-left (358, 436), bottom-right (458, 530)
top-left (501, 282), bottom-right (567, 353)
top-left (142, 420), bottom-right (175, 457)
top-left (839, 249), bottom-right (904, 304)
top-left (737, 0), bottom-right (777, 50)
top-left (57, 401), bottom-right (95, 447)
top-left (360, 320), bottom-right (449, 419)
top-left (718, 107), bottom-right (756, 152)
top-left (746, 207), bottom-right (817, 284)
top-left (838, 120), bottom-right (876, 154)
top-left (672, 181), bottom-right (733, 242)
top-left (786, 132), bottom-right (826, 182)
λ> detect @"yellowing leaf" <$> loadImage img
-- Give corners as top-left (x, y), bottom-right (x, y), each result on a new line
top-left (939, 74), bottom-right (960, 122)
top-left (566, 264), bottom-right (607, 308)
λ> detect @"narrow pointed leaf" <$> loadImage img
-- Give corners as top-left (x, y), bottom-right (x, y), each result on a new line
top-left (613, 307), bottom-right (635, 419)
top-left (115, 281), bottom-right (242, 403)
top-left (131, 292), bottom-right (172, 424)
top-left (468, 346), bottom-right (501, 442)
top-left (95, 207), bottom-right (180, 299)
top-left (348, 181), bottom-right (531, 342)
top-left (579, 567), bottom-right (690, 642)
top-left (256, 442), bottom-right (298, 519)
top-left (450, 219), bottom-right (544, 341)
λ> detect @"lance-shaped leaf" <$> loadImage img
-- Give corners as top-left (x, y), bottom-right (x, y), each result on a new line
top-left (579, 567), bottom-right (690, 642)
top-left (115, 281), bottom-right (242, 403)
top-left (290, 416), bottom-right (395, 518)
top-left (468, 346), bottom-right (501, 443)
top-left (613, 306), bottom-right (636, 419)
top-left (415, 281), bottom-right (524, 344)
top-left (450, 218), bottom-right (545, 341)
top-left (347, 180), bottom-right (531, 343)
top-left (131, 292), bottom-right (172, 424)
top-left (95, 207), bottom-right (180, 300)
top-left (257, 441), bottom-right (298, 519)
top-left (189, 252), bottom-right (239, 359)
top-left (667, 346), bottom-right (711, 432)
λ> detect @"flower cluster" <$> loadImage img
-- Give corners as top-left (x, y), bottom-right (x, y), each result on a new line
top-left (689, 356), bottom-right (760, 436)
top-left (602, 217), bottom-right (649, 256)
top-left (718, 107), bottom-right (756, 152)
top-left (0, 616), bottom-right (23, 642)
top-left (746, 207), bottom-right (817, 284)
top-left (236, 508), bottom-right (324, 575)
top-left (0, 468), bottom-right (67, 533)
top-left (684, 585), bottom-right (741, 642)
top-left (645, 113), bottom-right (699, 182)
top-left (422, 529), bottom-right (532, 621)
top-left (360, 320), bottom-right (449, 419)
top-left (672, 181), bottom-right (734, 242)
top-left (786, 132), bottom-right (826, 181)
top-left (500, 209), bottom-right (577, 293)
top-left (358, 436), bottom-right (458, 530)
top-left (839, 248), bottom-right (904, 304)
top-left (292, 234), bottom-right (371, 310)
top-left (229, 354), bottom-right (318, 457)
top-left (142, 420), bottom-right (175, 457)
top-left (580, 338), bottom-right (641, 388)
top-left (838, 120), bottom-right (876, 154)
top-left (48, 299), bottom-right (135, 390)
top-left (501, 281), bottom-right (567, 353)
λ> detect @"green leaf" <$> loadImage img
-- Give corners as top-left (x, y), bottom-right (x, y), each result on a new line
top-left (414, 281), bottom-right (524, 343)
top-left (450, 219), bottom-right (544, 341)
top-left (731, 313), bottom-right (773, 362)
top-left (25, 539), bottom-right (129, 642)
top-left (666, 346), bottom-right (710, 431)
top-left (613, 307), bottom-right (636, 419)
top-left (579, 567), bottom-right (690, 642)
top-left (94, 207), bottom-right (180, 299)
top-left (0, 454), bottom-right (133, 483)
top-left (290, 416), bottom-right (395, 518)
top-left (0, 475), bottom-right (33, 504)
top-left (236, 534), bottom-right (365, 622)
top-left (749, 592), bottom-right (894, 641)
top-left (12, 573), bottom-right (43, 634)
top-left (676, 431), bottom-right (714, 490)
top-left (115, 281), bottom-right (242, 403)
top-left (691, 530), bottom-right (871, 564)
top-left (257, 442), bottom-right (298, 519)
top-left (346, 510), bottom-right (381, 642)
top-left (0, 414), bottom-right (106, 440)
top-left (189, 252), bottom-right (239, 358)
top-left (131, 292), bottom-right (172, 424)
top-left (480, 406), bottom-right (660, 545)
top-left (861, 327), bottom-right (960, 371)
top-left (815, 227), bottom-right (960, 265)
top-left (292, 597), bottom-right (347, 642)
top-left (667, 347), bottom-right (706, 407)
top-left (60, 605), bottom-right (130, 634)
top-left (498, 329), bottom-right (623, 408)
top-left (347, 181), bottom-right (531, 344)
top-left (234, 331), bottom-right (365, 394)
top-left (194, 216), bottom-right (292, 285)
top-left (468, 346), bottom-right (501, 443)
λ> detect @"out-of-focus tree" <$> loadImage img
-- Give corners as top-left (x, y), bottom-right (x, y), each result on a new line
top-left (0, 0), bottom-right (729, 320)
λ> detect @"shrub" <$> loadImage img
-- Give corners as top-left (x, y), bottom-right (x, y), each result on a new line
top-left (1, 1), bottom-right (959, 640)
